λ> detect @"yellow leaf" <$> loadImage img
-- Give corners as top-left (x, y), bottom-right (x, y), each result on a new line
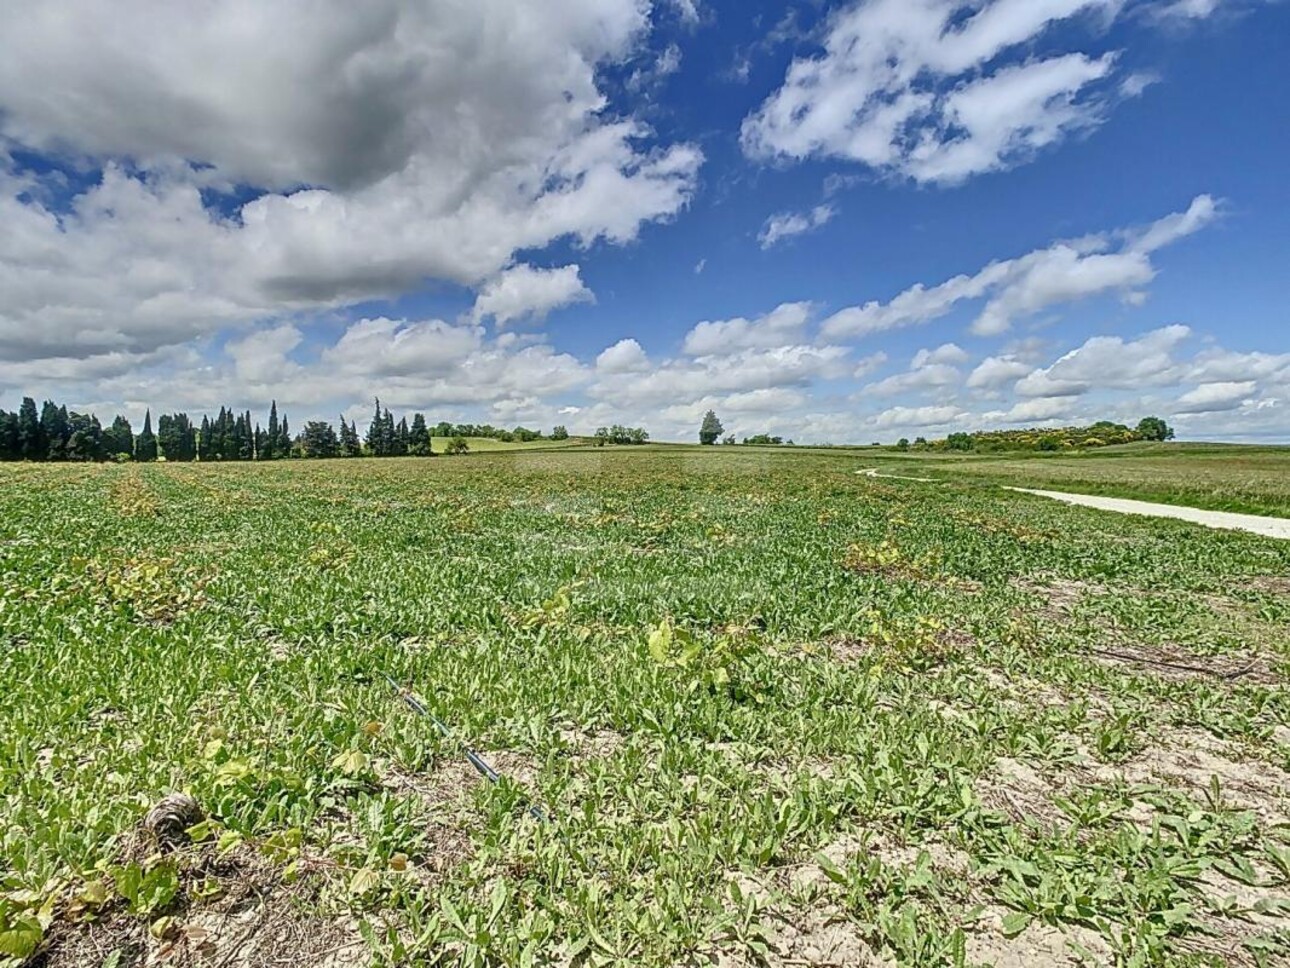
top-left (349, 868), bottom-right (379, 895)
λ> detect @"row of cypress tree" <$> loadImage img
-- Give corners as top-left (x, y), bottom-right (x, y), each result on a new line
top-left (0, 397), bottom-right (440, 462)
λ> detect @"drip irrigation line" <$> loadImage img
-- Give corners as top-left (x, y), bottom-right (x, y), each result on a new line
top-left (384, 673), bottom-right (550, 823)
top-left (1087, 647), bottom-right (1261, 681)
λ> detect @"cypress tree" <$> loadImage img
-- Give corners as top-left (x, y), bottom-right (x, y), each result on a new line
top-left (158, 413), bottom-right (195, 461)
top-left (382, 408), bottom-right (397, 456)
top-left (40, 401), bottom-right (68, 460)
top-left (199, 415), bottom-right (212, 460)
top-left (395, 417), bottom-right (410, 456)
top-left (16, 397), bottom-right (40, 460)
top-left (157, 413), bottom-right (176, 459)
top-left (0, 410), bottom-right (17, 460)
top-left (231, 413), bottom-right (248, 460)
top-left (339, 418), bottom-right (360, 457)
top-left (408, 413), bottom-right (431, 456)
top-left (365, 400), bottom-right (384, 456)
top-left (278, 416), bottom-right (291, 457)
top-left (136, 410), bottom-right (157, 462)
top-left (265, 401), bottom-right (279, 460)
top-left (182, 415), bottom-right (197, 461)
top-left (212, 407), bottom-right (226, 459)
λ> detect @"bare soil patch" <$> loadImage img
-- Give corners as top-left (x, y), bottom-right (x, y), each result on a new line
top-left (965, 907), bottom-right (1112, 967)
top-left (1014, 576), bottom-right (1103, 620)
top-left (35, 848), bottom-right (369, 968)
top-left (1247, 576), bottom-right (1290, 597)
top-left (1095, 729), bottom-right (1290, 824)
top-left (558, 727), bottom-right (626, 760)
top-left (975, 756), bottom-right (1076, 829)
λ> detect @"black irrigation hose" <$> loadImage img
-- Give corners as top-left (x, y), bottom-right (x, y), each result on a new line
top-left (384, 673), bottom-right (550, 823)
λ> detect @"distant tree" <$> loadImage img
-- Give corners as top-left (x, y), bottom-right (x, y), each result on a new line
top-left (300, 420), bottom-right (340, 458)
top-left (593, 427), bottom-right (608, 447)
top-left (699, 410), bottom-right (723, 446)
top-left (338, 418), bottom-right (361, 457)
top-left (136, 410), bottom-right (158, 462)
top-left (444, 434), bottom-right (470, 455)
top-left (722, 434), bottom-right (736, 445)
top-left (551, 425), bottom-right (569, 440)
top-left (913, 436), bottom-right (928, 449)
top-left (366, 402), bottom-right (384, 459)
top-left (65, 412), bottom-right (103, 461)
top-left (193, 415), bottom-right (209, 460)
top-left (0, 410), bottom-right (18, 460)
top-left (103, 415), bottom-right (134, 459)
top-left (16, 397), bottom-right (41, 460)
top-left (265, 401), bottom-right (280, 460)
top-left (896, 438), bottom-right (910, 451)
top-left (278, 415), bottom-right (291, 458)
top-left (434, 420), bottom-right (454, 438)
top-left (157, 413), bottom-right (196, 461)
top-left (40, 401), bottom-right (69, 461)
top-left (395, 416), bottom-right (410, 456)
top-left (1136, 416), bottom-right (1174, 442)
top-left (157, 414), bottom-right (176, 460)
top-left (408, 413), bottom-right (433, 456)
top-left (945, 432), bottom-right (974, 452)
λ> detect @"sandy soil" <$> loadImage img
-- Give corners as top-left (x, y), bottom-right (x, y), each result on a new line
top-left (1005, 487), bottom-right (1290, 540)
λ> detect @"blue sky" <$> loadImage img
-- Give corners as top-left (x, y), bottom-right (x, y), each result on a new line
top-left (0, 0), bottom-right (1286, 442)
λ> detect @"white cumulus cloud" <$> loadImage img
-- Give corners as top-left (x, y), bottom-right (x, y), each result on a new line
top-left (758, 204), bottom-right (835, 249)
top-left (0, 0), bottom-right (701, 364)
top-left (471, 265), bottom-right (595, 327)
top-left (1173, 380), bottom-right (1257, 414)
top-left (742, 0), bottom-right (1136, 184)
top-left (821, 195), bottom-right (1217, 339)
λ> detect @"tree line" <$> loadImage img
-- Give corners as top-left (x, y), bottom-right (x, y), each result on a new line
top-left (895, 417), bottom-right (1176, 453)
top-left (0, 396), bottom-right (580, 462)
top-left (592, 425), bottom-right (650, 445)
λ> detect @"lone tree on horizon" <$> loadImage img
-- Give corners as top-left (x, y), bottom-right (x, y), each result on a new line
top-left (699, 410), bottom-right (723, 446)
top-left (1136, 416), bottom-right (1175, 442)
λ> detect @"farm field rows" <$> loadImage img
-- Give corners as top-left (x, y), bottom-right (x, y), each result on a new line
top-left (427, 437), bottom-right (590, 454)
top-left (2, 448), bottom-right (1289, 967)
top-left (858, 444), bottom-right (1290, 519)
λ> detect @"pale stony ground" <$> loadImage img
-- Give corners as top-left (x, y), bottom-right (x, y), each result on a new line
top-left (1006, 487), bottom-right (1290, 540)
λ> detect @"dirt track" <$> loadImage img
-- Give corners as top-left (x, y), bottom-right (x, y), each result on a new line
top-left (1006, 487), bottom-right (1290, 540)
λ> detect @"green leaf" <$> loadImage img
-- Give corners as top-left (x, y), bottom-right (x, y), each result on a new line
top-left (1000, 912), bottom-right (1031, 938)
top-left (0, 917), bottom-right (42, 958)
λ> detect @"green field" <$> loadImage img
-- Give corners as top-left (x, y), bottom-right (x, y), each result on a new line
top-left (2, 449), bottom-right (1289, 967)
top-left (860, 443), bottom-right (1290, 519)
top-left (428, 437), bottom-right (590, 453)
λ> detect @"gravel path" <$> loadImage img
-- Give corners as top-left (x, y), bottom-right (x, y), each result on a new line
top-left (856, 468), bottom-right (941, 483)
top-left (1006, 487), bottom-right (1290, 540)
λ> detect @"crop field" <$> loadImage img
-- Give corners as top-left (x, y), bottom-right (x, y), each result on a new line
top-left (3, 448), bottom-right (1290, 967)
top-left (863, 444), bottom-right (1290, 519)
top-left (428, 438), bottom-right (590, 454)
